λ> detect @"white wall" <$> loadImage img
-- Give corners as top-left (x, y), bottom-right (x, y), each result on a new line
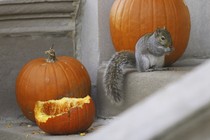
top-left (98, 0), bottom-right (115, 63)
top-left (184, 0), bottom-right (210, 59)
top-left (80, 0), bottom-right (99, 85)
top-left (79, 0), bottom-right (115, 84)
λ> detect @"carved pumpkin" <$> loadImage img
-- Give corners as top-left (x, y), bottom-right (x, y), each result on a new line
top-left (16, 48), bottom-right (91, 122)
top-left (110, 0), bottom-right (191, 65)
top-left (34, 95), bottom-right (95, 135)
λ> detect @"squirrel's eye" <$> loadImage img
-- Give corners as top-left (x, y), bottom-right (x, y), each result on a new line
top-left (161, 36), bottom-right (165, 40)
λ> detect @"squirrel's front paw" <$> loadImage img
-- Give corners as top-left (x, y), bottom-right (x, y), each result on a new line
top-left (170, 46), bottom-right (175, 52)
top-left (165, 47), bottom-right (174, 55)
top-left (145, 69), bottom-right (154, 72)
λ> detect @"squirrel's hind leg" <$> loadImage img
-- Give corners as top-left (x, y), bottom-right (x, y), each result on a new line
top-left (136, 55), bottom-right (150, 72)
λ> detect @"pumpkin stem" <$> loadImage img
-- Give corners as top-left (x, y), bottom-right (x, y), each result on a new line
top-left (45, 46), bottom-right (57, 63)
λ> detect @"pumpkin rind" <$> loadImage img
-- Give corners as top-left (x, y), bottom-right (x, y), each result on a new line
top-left (34, 96), bottom-right (95, 135)
top-left (110, 0), bottom-right (191, 65)
top-left (16, 56), bottom-right (91, 122)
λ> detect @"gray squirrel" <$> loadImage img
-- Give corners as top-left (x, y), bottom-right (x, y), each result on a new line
top-left (103, 27), bottom-right (174, 105)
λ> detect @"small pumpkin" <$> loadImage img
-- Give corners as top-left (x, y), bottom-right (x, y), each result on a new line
top-left (110, 0), bottom-right (191, 65)
top-left (16, 48), bottom-right (91, 122)
top-left (34, 95), bottom-right (95, 135)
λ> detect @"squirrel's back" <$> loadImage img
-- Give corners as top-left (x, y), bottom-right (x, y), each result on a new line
top-left (103, 51), bottom-right (135, 104)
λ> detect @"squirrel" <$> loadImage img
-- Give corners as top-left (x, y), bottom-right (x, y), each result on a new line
top-left (103, 27), bottom-right (174, 105)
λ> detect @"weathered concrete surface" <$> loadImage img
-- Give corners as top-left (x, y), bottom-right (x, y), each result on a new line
top-left (87, 59), bottom-right (210, 140)
top-left (96, 63), bottom-right (195, 118)
top-left (0, 0), bottom-right (81, 35)
top-left (0, 116), bottom-right (111, 140)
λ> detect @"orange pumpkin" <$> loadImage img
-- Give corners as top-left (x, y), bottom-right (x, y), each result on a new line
top-left (110, 0), bottom-right (191, 65)
top-left (34, 96), bottom-right (95, 135)
top-left (16, 48), bottom-right (91, 122)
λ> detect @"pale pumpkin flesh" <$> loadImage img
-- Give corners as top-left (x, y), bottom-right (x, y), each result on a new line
top-left (35, 96), bottom-right (91, 123)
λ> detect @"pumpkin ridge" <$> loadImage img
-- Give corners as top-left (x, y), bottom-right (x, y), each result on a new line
top-left (162, 0), bottom-right (167, 27)
top-left (171, 0), bottom-right (178, 47)
top-left (151, 0), bottom-right (154, 30)
top-left (24, 62), bottom-right (42, 118)
top-left (60, 57), bottom-right (90, 96)
top-left (112, 0), bottom-right (122, 50)
top-left (43, 61), bottom-right (48, 101)
top-left (75, 107), bottom-right (80, 132)
top-left (85, 102), bottom-right (89, 128)
top-left (17, 60), bottom-right (41, 93)
top-left (56, 59), bottom-right (75, 97)
top-left (65, 58), bottom-right (86, 96)
top-left (57, 57), bottom-right (87, 97)
top-left (16, 60), bottom-right (34, 100)
top-left (122, 0), bottom-right (129, 49)
top-left (155, 0), bottom-right (160, 28)
top-left (44, 62), bottom-right (56, 100)
top-left (127, 0), bottom-right (134, 48)
top-left (77, 63), bottom-right (91, 96)
top-left (139, 0), bottom-right (143, 38)
top-left (164, 0), bottom-right (173, 33)
top-left (36, 62), bottom-right (50, 101)
top-left (50, 62), bottom-right (60, 99)
top-left (119, 0), bottom-right (127, 50)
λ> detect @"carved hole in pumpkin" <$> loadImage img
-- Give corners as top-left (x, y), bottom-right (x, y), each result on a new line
top-left (34, 96), bottom-right (91, 123)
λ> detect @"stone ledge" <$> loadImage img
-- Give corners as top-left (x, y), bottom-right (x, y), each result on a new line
top-left (0, 1), bottom-right (79, 16)
top-left (0, 0), bottom-right (81, 36)
top-left (0, 19), bottom-right (75, 37)
top-left (0, 0), bottom-right (77, 4)
top-left (96, 58), bottom-right (207, 118)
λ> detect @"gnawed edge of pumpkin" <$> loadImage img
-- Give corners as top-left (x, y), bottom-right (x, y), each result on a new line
top-left (34, 96), bottom-right (91, 123)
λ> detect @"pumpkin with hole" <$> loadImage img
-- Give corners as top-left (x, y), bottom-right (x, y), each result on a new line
top-left (34, 96), bottom-right (95, 135)
top-left (110, 0), bottom-right (191, 65)
top-left (16, 48), bottom-right (91, 122)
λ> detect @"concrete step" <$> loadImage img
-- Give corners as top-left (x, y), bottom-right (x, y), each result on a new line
top-left (96, 59), bottom-right (204, 118)
top-left (87, 59), bottom-right (210, 140)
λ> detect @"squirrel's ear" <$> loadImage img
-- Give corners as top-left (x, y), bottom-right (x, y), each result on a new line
top-left (156, 27), bottom-right (161, 31)
top-left (155, 28), bottom-right (161, 36)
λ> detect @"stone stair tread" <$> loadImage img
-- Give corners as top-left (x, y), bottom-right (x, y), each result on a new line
top-left (96, 61), bottom-right (199, 118)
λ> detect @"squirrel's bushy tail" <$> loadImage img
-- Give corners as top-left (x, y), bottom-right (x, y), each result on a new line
top-left (103, 51), bottom-right (135, 105)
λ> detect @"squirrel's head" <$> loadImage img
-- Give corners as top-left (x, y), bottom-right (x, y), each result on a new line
top-left (154, 27), bottom-right (173, 49)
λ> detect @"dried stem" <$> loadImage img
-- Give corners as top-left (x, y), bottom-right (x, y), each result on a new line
top-left (45, 47), bottom-right (57, 63)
